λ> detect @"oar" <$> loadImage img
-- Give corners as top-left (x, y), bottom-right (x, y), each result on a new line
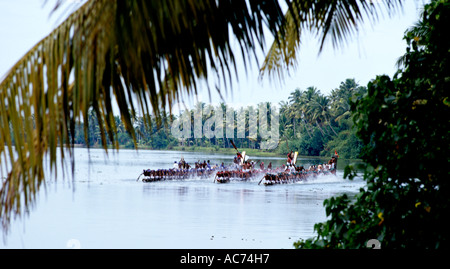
top-left (258, 176), bottom-right (265, 185)
top-left (136, 172), bottom-right (143, 182)
top-left (229, 139), bottom-right (241, 155)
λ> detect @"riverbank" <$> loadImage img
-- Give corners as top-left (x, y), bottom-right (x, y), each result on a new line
top-left (74, 144), bottom-right (362, 163)
top-left (74, 143), bottom-right (282, 157)
top-left (171, 146), bottom-right (281, 157)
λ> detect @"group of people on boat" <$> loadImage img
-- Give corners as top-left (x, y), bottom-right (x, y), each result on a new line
top-left (140, 168), bottom-right (192, 182)
top-left (174, 158), bottom-right (226, 171)
top-left (262, 172), bottom-right (305, 185)
top-left (140, 166), bottom-right (217, 182)
top-left (139, 158), bottom-right (222, 182)
top-left (283, 150), bottom-right (338, 171)
top-left (139, 148), bottom-right (339, 184)
top-left (306, 157), bottom-right (337, 174)
top-left (284, 158), bottom-right (337, 174)
top-left (174, 158), bottom-right (190, 170)
top-left (215, 169), bottom-right (256, 183)
top-left (260, 153), bottom-right (339, 185)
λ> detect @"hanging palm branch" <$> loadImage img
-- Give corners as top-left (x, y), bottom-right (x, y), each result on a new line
top-left (259, 2), bottom-right (303, 81)
top-left (259, 0), bottom-right (403, 81)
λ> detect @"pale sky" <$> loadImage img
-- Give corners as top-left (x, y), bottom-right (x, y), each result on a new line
top-left (0, 0), bottom-right (425, 111)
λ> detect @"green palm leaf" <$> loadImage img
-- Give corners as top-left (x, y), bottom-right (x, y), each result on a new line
top-left (259, 0), bottom-right (403, 81)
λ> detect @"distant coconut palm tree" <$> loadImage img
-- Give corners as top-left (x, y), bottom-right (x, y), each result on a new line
top-left (0, 0), bottom-right (403, 232)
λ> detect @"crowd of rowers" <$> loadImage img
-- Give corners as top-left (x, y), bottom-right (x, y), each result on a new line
top-left (216, 151), bottom-right (338, 183)
top-left (230, 151), bottom-right (338, 173)
top-left (139, 151), bottom-right (338, 183)
top-left (260, 152), bottom-right (338, 185)
top-left (139, 158), bottom-right (224, 182)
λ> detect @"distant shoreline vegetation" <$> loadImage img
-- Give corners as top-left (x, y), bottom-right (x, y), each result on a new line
top-left (69, 78), bottom-right (365, 160)
top-left (73, 144), bottom-right (363, 162)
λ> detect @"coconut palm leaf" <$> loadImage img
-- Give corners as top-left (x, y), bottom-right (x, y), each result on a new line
top-left (0, 0), bottom-right (290, 232)
top-left (259, 3), bottom-right (302, 80)
top-left (259, 0), bottom-right (403, 81)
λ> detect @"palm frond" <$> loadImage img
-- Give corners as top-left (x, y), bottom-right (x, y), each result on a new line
top-left (259, 2), bottom-right (302, 81)
top-left (259, 0), bottom-right (404, 81)
top-left (315, 0), bottom-right (404, 51)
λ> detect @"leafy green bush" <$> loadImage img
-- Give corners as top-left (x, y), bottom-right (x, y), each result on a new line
top-left (295, 0), bottom-right (450, 249)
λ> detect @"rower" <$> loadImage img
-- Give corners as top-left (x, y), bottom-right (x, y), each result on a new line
top-left (237, 152), bottom-right (243, 161)
top-left (290, 164), bottom-right (295, 172)
top-left (285, 163), bottom-right (292, 172)
top-left (287, 150), bottom-right (293, 165)
top-left (242, 161), bottom-right (249, 172)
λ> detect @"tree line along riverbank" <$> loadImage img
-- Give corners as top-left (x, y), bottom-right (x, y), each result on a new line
top-left (67, 78), bottom-right (365, 160)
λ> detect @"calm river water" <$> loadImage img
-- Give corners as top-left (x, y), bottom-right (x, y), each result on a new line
top-left (0, 148), bottom-right (365, 249)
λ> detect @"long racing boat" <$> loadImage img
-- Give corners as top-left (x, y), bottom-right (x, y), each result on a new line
top-left (214, 169), bottom-right (265, 183)
top-left (137, 168), bottom-right (216, 182)
top-left (258, 168), bottom-right (336, 186)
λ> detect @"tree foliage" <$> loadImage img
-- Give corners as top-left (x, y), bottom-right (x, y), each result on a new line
top-left (72, 77), bottom-right (364, 160)
top-left (295, 0), bottom-right (450, 249)
top-left (279, 79), bottom-right (366, 159)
